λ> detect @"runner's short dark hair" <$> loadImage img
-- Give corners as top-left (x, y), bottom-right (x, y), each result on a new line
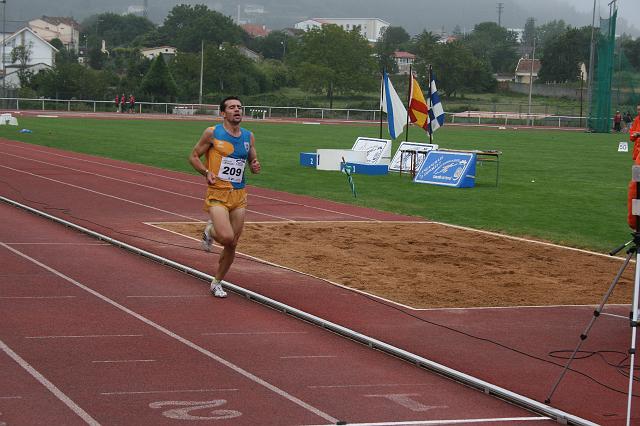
top-left (220, 96), bottom-right (241, 113)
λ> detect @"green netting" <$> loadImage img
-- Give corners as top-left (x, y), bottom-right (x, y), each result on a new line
top-left (613, 51), bottom-right (640, 112)
top-left (588, 9), bottom-right (617, 133)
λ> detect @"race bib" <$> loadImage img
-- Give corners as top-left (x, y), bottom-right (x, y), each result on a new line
top-left (218, 157), bottom-right (246, 183)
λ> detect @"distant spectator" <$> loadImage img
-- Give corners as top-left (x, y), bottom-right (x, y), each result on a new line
top-left (115, 95), bottom-right (120, 113)
top-left (624, 111), bottom-right (633, 131)
top-left (120, 94), bottom-right (127, 113)
top-left (614, 111), bottom-right (622, 132)
top-left (630, 104), bottom-right (640, 161)
top-left (128, 94), bottom-right (135, 113)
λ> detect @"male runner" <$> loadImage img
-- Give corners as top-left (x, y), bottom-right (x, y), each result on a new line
top-left (188, 96), bottom-right (261, 297)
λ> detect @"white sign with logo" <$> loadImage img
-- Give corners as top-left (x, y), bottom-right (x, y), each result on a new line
top-left (619, 142), bottom-right (629, 153)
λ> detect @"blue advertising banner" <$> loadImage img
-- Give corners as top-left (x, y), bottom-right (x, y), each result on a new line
top-left (413, 151), bottom-right (476, 188)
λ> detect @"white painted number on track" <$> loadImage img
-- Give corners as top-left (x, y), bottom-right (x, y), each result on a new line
top-left (364, 393), bottom-right (448, 412)
top-left (149, 400), bottom-right (241, 420)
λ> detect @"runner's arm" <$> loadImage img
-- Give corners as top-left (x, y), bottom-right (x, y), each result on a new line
top-left (248, 132), bottom-right (260, 174)
top-left (189, 127), bottom-right (215, 183)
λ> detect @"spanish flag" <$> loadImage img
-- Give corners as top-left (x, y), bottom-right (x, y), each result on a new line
top-left (408, 76), bottom-right (429, 132)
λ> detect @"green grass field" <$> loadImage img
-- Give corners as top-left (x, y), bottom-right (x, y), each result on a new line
top-left (0, 115), bottom-right (633, 252)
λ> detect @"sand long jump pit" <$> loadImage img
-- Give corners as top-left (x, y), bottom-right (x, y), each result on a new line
top-left (153, 221), bottom-right (634, 309)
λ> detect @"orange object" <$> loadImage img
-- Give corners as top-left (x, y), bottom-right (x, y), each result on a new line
top-left (630, 115), bottom-right (640, 161)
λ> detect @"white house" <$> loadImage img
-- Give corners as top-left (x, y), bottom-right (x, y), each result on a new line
top-left (29, 16), bottom-right (80, 52)
top-left (1, 27), bottom-right (58, 88)
top-left (514, 57), bottom-right (541, 84)
top-left (393, 51), bottom-right (415, 75)
top-left (140, 46), bottom-right (177, 60)
top-left (294, 18), bottom-right (390, 43)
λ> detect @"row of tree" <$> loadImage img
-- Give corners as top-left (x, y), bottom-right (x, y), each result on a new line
top-left (17, 4), bottom-right (640, 106)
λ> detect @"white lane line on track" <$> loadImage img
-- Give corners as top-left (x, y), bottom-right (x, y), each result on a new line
top-left (304, 417), bottom-right (550, 426)
top-left (0, 396), bottom-right (22, 399)
top-left (0, 339), bottom-right (100, 425)
top-left (26, 335), bottom-right (143, 339)
top-left (92, 359), bottom-right (156, 364)
top-left (202, 331), bottom-right (308, 336)
top-left (0, 164), bottom-right (202, 221)
top-left (126, 295), bottom-right (208, 298)
top-left (280, 355), bottom-right (336, 359)
top-left (5, 242), bottom-right (110, 246)
top-left (308, 383), bottom-right (433, 389)
top-left (0, 145), bottom-right (380, 221)
top-left (0, 242), bottom-right (338, 424)
top-left (0, 296), bottom-right (76, 300)
top-left (100, 388), bottom-right (238, 396)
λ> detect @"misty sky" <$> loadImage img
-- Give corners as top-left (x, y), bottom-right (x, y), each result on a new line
top-left (564, 0), bottom-right (638, 22)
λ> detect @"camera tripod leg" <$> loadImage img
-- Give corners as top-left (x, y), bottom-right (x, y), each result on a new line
top-left (545, 249), bottom-right (634, 404)
top-left (625, 250), bottom-right (640, 425)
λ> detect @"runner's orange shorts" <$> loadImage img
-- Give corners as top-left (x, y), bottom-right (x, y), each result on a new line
top-left (203, 188), bottom-right (247, 211)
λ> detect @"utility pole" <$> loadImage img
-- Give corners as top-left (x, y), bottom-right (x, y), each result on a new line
top-left (527, 36), bottom-right (536, 126)
top-left (1, 0), bottom-right (6, 103)
top-left (199, 40), bottom-right (204, 105)
top-left (497, 2), bottom-right (504, 27)
top-left (143, 0), bottom-right (148, 18)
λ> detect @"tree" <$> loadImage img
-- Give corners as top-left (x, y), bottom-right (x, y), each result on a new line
top-left (140, 55), bottom-right (178, 102)
top-left (51, 39), bottom-right (78, 66)
top-left (290, 24), bottom-right (377, 108)
top-left (258, 59), bottom-right (293, 91)
top-left (82, 13), bottom-right (156, 50)
top-left (414, 41), bottom-right (495, 98)
top-left (538, 26), bottom-right (591, 83)
top-left (30, 63), bottom-right (115, 99)
top-left (537, 20), bottom-right (568, 56)
top-left (253, 30), bottom-right (289, 61)
top-left (463, 22), bottom-right (519, 73)
top-left (10, 43), bottom-right (34, 87)
top-left (375, 26), bottom-right (411, 74)
top-left (621, 36), bottom-right (640, 71)
top-left (168, 51), bottom-right (199, 101)
top-left (159, 4), bottom-right (243, 53)
top-left (411, 30), bottom-right (440, 65)
top-left (522, 17), bottom-right (537, 54)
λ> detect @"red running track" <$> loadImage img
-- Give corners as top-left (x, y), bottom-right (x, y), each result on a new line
top-left (0, 138), bottom-right (637, 424)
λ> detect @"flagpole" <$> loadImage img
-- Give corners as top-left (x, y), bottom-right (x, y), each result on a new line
top-left (379, 69), bottom-right (384, 139)
top-left (405, 65), bottom-right (412, 142)
top-left (428, 64), bottom-right (434, 145)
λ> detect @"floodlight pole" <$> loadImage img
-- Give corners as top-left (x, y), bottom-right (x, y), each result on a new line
top-left (586, 0), bottom-right (597, 130)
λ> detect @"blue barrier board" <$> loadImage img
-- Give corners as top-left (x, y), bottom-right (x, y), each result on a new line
top-left (341, 162), bottom-right (388, 175)
top-left (299, 152), bottom-right (318, 167)
top-left (414, 151), bottom-right (476, 188)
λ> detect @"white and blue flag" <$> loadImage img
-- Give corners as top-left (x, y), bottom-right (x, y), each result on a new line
top-left (428, 74), bottom-right (445, 135)
top-left (381, 71), bottom-right (407, 139)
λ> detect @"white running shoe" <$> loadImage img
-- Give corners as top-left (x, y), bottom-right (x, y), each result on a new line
top-left (211, 281), bottom-right (227, 298)
top-left (201, 224), bottom-right (213, 252)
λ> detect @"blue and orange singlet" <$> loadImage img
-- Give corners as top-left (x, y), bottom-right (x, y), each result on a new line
top-left (206, 124), bottom-right (252, 190)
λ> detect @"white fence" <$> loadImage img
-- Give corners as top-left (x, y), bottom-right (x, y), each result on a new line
top-left (0, 97), bottom-right (588, 129)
